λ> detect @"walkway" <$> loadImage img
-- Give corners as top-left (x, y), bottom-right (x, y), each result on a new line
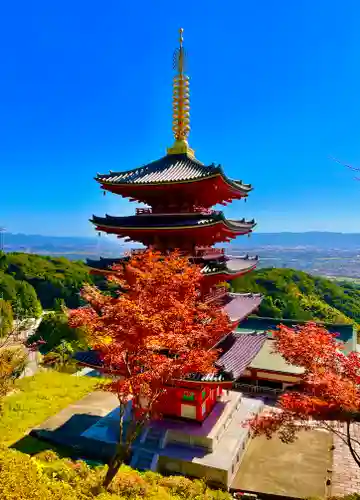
top-left (331, 423), bottom-right (360, 495)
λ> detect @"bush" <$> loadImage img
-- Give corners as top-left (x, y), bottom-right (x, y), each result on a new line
top-left (0, 448), bottom-right (232, 500)
top-left (0, 299), bottom-right (13, 339)
top-left (0, 346), bottom-right (27, 405)
top-left (0, 448), bottom-right (77, 500)
top-left (28, 312), bottom-right (87, 355)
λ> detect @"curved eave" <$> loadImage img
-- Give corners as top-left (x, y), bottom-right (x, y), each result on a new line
top-left (97, 175), bottom-right (252, 206)
top-left (223, 293), bottom-right (263, 323)
top-left (74, 353), bottom-right (233, 385)
top-left (172, 377), bottom-right (233, 386)
top-left (202, 263), bottom-right (258, 279)
top-left (96, 171), bottom-right (252, 193)
top-left (88, 267), bottom-right (120, 276)
top-left (90, 219), bottom-right (256, 234)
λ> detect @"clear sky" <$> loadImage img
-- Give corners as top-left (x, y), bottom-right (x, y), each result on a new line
top-left (1, 0), bottom-right (360, 236)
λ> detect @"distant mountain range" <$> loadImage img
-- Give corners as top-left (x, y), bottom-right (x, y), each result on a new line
top-left (2, 231), bottom-right (360, 258)
top-left (236, 232), bottom-right (360, 249)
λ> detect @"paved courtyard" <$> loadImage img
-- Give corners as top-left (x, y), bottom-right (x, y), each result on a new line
top-left (29, 390), bottom-right (360, 497)
top-left (332, 423), bottom-right (360, 496)
top-left (231, 429), bottom-right (332, 498)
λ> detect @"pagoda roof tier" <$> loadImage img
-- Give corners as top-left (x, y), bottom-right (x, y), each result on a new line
top-left (96, 153), bottom-right (252, 208)
top-left (202, 256), bottom-right (258, 277)
top-left (86, 255), bottom-right (258, 281)
top-left (87, 256), bottom-right (126, 271)
top-left (91, 213), bottom-right (256, 246)
top-left (73, 308), bottom-right (264, 384)
top-left (214, 331), bottom-right (267, 379)
top-left (223, 293), bottom-right (263, 324)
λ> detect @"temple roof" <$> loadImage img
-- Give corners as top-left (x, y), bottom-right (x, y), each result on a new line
top-left (96, 153), bottom-right (251, 192)
top-left (215, 331), bottom-right (267, 379)
top-left (91, 213), bottom-right (256, 232)
top-left (86, 255), bottom-right (259, 279)
top-left (223, 293), bottom-right (263, 323)
top-left (202, 256), bottom-right (258, 275)
top-left (73, 328), bottom-right (266, 383)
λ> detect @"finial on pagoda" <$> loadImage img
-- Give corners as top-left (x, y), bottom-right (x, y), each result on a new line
top-left (167, 28), bottom-right (195, 158)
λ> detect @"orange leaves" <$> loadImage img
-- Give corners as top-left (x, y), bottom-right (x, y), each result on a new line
top-left (270, 322), bottom-right (342, 371)
top-left (251, 322), bottom-right (360, 443)
top-left (68, 249), bottom-right (231, 421)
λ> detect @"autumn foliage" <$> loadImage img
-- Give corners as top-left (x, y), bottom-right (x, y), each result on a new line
top-left (68, 249), bottom-right (231, 485)
top-left (251, 322), bottom-right (360, 460)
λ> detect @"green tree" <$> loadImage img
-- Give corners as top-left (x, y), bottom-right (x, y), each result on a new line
top-left (15, 281), bottom-right (42, 319)
top-left (0, 299), bottom-right (13, 339)
top-left (28, 311), bottom-right (87, 354)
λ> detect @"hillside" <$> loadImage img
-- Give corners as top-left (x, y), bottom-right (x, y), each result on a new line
top-left (1, 252), bottom-right (360, 329)
top-left (0, 252), bottom-right (103, 312)
top-left (232, 268), bottom-right (360, 327)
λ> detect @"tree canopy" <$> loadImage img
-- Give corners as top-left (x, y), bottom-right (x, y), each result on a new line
top-left (232, 267), bottom-right (360, 327)
top-left (250, 322), bottom-right (360, 467)
top-left (0, 252), bottom-right (102, 310)
top-left (68, 249), bottom-right (231, 488)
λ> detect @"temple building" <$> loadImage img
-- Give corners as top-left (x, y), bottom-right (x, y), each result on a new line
top-left (75, 29), bottom-right (266, 489)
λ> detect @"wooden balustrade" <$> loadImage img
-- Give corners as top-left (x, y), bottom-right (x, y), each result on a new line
top-left (195, 247), bottom-right (225, 257)
top-left (135, 207), bottom-right (221, 215)
top-left (136, 208), bottom-right (152, 215)
top-left (203, 286), bottom-right (227, 303)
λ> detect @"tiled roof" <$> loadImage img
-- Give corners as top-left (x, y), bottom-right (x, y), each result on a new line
top-left (91, 213), bottom-right (256, 231)
top-left (215, 332), bottom-right (267, 379)
top-left (87, 255), bottom-right (258, 276)
top-left (248, 338), bottom-right (304, 375)
top-left (223, 293), bottom-right (263, 322)
top-left (96, 153), bottom-right (252, 192)
top-left (73, 333), bottom-right (266, 382)
top-left (201, 256), bottom-right (258, 275)
top-left (74, 350), bottom-right (104, 368)
top-left (237, 316), bottom-right (357, 355)
top-left (87, 257), bottom-right (125, 270)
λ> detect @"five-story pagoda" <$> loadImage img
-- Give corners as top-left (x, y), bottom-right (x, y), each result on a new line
top-left (88, 28), bottom-right (261, 327)
top-left (74, 30), bottom-right (266, 488)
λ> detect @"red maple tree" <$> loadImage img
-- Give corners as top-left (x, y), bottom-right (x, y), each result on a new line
top-left (68, 249), bottom-right (231, 486)
top-left (250, 322), bottom-right (360, 466)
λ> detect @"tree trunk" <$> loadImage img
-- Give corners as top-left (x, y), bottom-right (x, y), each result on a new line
top-left (346, 421), bottom-right (360, 468)
top-left (103, 445), bottom-right (132, 489)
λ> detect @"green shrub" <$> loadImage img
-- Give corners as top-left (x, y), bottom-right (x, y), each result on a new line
top-left (0, 448), bottom-right (77, 500)
top-left (0, 447), bottom-right (232, 500)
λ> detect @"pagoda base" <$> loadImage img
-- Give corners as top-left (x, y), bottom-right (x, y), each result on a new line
top-left (81, 391), bottom-right (263, 489)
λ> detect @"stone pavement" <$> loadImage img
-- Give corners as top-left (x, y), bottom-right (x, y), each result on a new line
top-left (332, 423), bottom-right (360, 496)
top-left (30, 391), bottom-right (119, 461)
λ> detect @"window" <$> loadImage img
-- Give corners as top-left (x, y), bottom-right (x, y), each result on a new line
top-left (181, 404), bottom-right (197, 419)
top-left (182, 391), bottom-right (195, 401)
top-left (202, 402), bottom-right (206, 415)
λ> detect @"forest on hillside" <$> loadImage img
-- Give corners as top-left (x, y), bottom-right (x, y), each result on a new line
top-left (0, 252), bottom-right (104, 315)
top-left (1, 251), bottom-right (360, 329)
top-left (232, 267), bottom-right (360, 327)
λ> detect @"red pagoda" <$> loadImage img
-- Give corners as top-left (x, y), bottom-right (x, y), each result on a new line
top-left (75, 30), bottom-right (265, 486)
top-left (87, 28), bottom-right (261, 331)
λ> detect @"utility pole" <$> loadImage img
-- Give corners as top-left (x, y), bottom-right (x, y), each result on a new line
top-left (0, 227), bottom-right (5, 252)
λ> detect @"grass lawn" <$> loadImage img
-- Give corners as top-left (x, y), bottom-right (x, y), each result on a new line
top-left (0, 370), bottom-right (101, 448)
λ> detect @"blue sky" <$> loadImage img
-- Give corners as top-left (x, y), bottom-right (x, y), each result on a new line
top-left (1, 0), bottom-right (360, 236)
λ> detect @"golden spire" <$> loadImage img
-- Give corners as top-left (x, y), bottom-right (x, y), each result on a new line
top-left (167, 28), bottom-right (195, 157)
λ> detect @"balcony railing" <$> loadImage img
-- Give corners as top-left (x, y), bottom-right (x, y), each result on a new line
top-left (233, 382), bottom-right (283, 396)
top-left (125, 247), bottom-right (226, 260)
top-left (203, 286), bottom-right (227, 303)
top-left (135, 207), bottom-right (221, 215)
top-left (195, 247), bottom-right (225, 258)
top-left (136, 208), bottom-right (152, 215)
